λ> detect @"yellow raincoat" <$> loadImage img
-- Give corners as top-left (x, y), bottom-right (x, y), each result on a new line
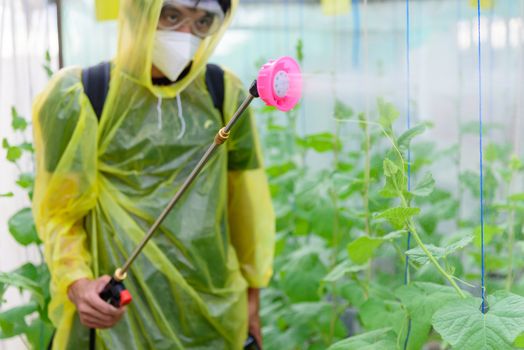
top-left (32, 0), bottom-right (275, 348)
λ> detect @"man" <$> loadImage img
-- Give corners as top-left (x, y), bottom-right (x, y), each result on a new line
top-left (32, 0), bottom-right (275, 348)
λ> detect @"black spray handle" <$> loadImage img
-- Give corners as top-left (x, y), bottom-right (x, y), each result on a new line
top-left (244, 334), bottom-right (261, 350)
top-left (99, 277), bottom-right (132, 308)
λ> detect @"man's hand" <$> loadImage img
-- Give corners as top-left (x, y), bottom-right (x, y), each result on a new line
top-left (68, 275), bottom-right (126, 329)
top-left (248, 287), bottom-right (262, 348)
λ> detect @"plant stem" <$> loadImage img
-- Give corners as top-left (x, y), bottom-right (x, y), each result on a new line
top-left (506, 173), bottom-right (516, 291)
top-left (397, 184), bottom-right (466, 298)
top-left (328, 281), bottom-right (338, 345)
top-left (506, 216), bottom-right (515, 290)
top-left (328, 121), bottom-right (342, 344)
top-left (363, 118), bottom-right (372, 237)
top-left (362, 115), bottom-right (373, 284)
top-left (407, 220), bottom-right (466, 298)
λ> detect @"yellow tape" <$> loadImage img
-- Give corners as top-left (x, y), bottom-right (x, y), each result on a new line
top-left (321, 0), bottom-right (351, 16)
top-left (469, 0), bottom-right (494, 10)
top-left (95, 0), bottom-right (120, 21)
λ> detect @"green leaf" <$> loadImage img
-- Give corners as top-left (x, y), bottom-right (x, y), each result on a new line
top-left (295, 38), bottom-right (303, 63)
top-left (288, 302), bottom-right (346, 338)
top-left (25, 318), bottom-right (55, 350)
top-left (396, 282), bottom-right (462, 350)
top-left (406, 236), bottom-right (473, 265)
top-left (16, 173), bottom-right (34, 189)
top-left (0, 192), bottom-right (13, 197)
top-left (19, 142), bottom-right (34, 153)
top-left (406, 244), bottom-right (446, 265)
top-left (8, 208), bottom-right (40, 246)
top-left (280, 246), bottom-right (328, 302)
top-left (11, 107), bottom-right (27, 131)
top-left (0, 302), bottom-right (38, 338)
top-left (327, 328), bottom-right (397, 350)
top-left (264, 328), bottom-right (305, 350)
top-left (347, 237), bottom-right (384, 264)
top-left (380, 175), bottom-right (404, 198)
top-left (6, 146), bottom-right (22, 163)
top-left (299, 132), bottom-right (341, 153)
top-left (432, 292), bottom-right (524, 350)
top-left (382, 230), bottom-right (407, 240)
top-left (417, 192), bottom-right (459, 234)
top-left (397, 124), bottom-right (426, 152)
top-left (509, 193), bottom-right (524, 202)
top-left (322, 261), bottom-right (366, 282)
top-left (411, 173), bottom-right (435, 197)
top-left (380, 158), bottom-right (408, 199)
top-left (473, 225), bottom-right (503, 247)
top-left (485, 143), bottom-right (509, 163)
top-left (43, 65), bottom-right (53, 78)
top-left (331, 172), bottom-right (362, 200)
top-left (357, 112), bottom-right (367, 131)
top-left (334, 99), bottom-right (354, 120)
top-left (359, 297), bottom-right (406, 333)
top-left (43, 51), bottom-right (54, 78)
top-left (2, 138), bottom-right (9, 149)
top-left (266, 162), bottom-right (296, 177)
top-left (11, 263), bottom-right (38, 282)
top-left (347, 231), bottom-right (405, 264)
top-left (445, 235), bottom-right (474, 254)
top-left (383, 158), bottom-right (399, 177)
top-left (377, 98), bottom-right (399, 131)
top-left (338, 281), bottom-right (367, 308)
top-left (0, 272), bottom-right (44, 307)
top-left (376, 207), bottom-right (420, 229)
top-left (510, 155), bottom-right (523, 171)
top-left (514, 332), bottom-right (524, 348)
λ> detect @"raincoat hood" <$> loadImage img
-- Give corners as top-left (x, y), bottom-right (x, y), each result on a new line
top-left (116, 0), bottom-right (237, 98)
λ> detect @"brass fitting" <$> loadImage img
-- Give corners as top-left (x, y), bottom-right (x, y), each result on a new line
top-left (114, 268), bottom-right (127, 281)
top-left (214, 127), bottom-right (230, 145)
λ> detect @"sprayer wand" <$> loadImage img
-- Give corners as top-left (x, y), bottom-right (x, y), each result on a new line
top-left (99, 82), bottom-right (259, 306)
top-left (98, 56), bottom-right (302, 316)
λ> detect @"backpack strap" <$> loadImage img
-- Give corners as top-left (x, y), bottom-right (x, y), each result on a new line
top-left (81, 61), bottom-right (111, 120)
top-left (205, 63), bottom-right (225, 123)
top-left (81, 62), bottom-right (225, 122)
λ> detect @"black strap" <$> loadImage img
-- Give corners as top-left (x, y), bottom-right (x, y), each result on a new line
top-left (81, 62), bottom-right (225, 121)
top-left (81, 61), bottom-right (111, 119)
top-left (204, 63), bottom-right (225, 122)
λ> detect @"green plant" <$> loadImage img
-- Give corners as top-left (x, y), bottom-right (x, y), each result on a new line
top-left (258, 61), bottom-right (524, 348)
top-left (0, 53), bottom-right (54, 349)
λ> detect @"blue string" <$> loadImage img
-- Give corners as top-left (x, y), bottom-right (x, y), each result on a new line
top-left (403, 319), bottom-right (412, 350)
top-left (403, 0), bottom-right (412, 347)
top-left (352, 0), bottom-right (361, 67)
top-left (477, 0), bottom-right (487, 315)
top-left (403, 0), bottom-right (412, 287)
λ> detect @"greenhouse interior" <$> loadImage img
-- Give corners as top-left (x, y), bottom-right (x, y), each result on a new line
top-left (1, 0), bottom-right (524, 349)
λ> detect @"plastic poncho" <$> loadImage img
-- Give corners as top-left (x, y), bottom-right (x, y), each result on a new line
top-left (32, 0), bottom-right (275, 348)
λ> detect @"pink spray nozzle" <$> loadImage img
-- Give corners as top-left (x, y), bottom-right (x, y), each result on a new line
top-left (256, 56), bottom-right (302, 112)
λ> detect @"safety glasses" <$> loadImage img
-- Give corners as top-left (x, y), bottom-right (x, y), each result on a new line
top-left (158, 0), bottom-right (224, 38)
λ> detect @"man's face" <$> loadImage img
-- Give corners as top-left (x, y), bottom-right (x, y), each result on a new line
top-left (157, 1), bottom-right (224, 38)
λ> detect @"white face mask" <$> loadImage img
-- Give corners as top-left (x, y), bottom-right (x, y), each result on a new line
top-left (152, 31), bottom-right (201, 82)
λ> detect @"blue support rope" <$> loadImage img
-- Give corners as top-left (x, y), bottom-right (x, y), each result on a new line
top-left (403, 0), bottom-right (412, 288)
top-left (352, 0), bottom-right (361, 67)
top-left (477, 0), bottom-right (487, 315)
top-left (403, 0), bottom-right (413, 347)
